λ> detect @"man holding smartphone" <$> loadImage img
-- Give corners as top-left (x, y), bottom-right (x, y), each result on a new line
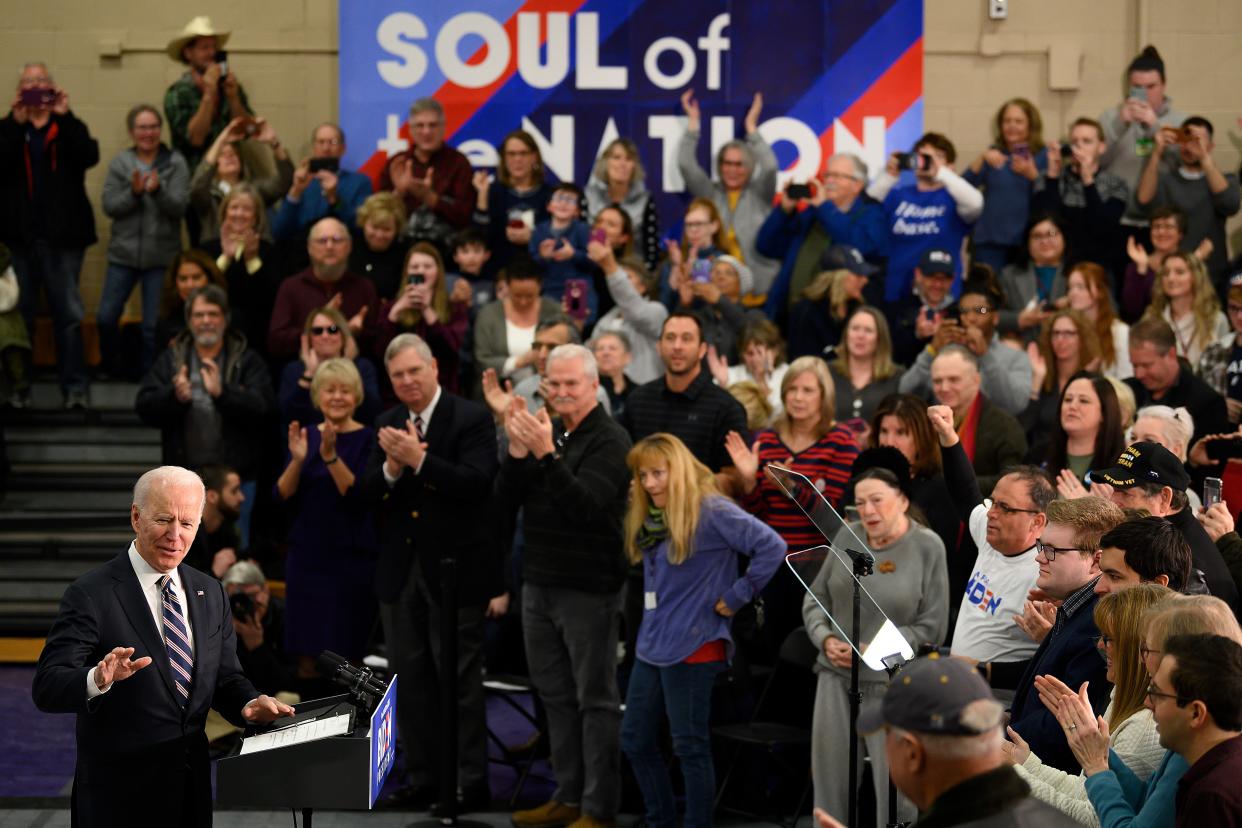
top-left (0, 61), bottom-right (97, 409)
top-left (272, 123), bottom-right (373, 246)
top-left (163, 17), bottom-right (254, 173)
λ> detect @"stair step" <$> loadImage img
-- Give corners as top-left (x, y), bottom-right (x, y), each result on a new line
top-left (0, 488), bottom-right (134, 512)
top-left (5, 443), bottom-right (162, 464)
top-left (1, 559), bottom-right (100, 580)
top-left (0, 581), bottom-right (71, 602)
top-left (1, 408), bottom-right (146, 427)
top-left (0, 510), bottom-right (131, 531)
top-left (28, 381), bottom-right (139, 411)
top-left (6, 424), bottom-right (160, 445)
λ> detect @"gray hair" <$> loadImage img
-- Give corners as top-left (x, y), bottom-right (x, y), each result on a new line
top-left (125, 104), bottom-right (162, 132)
top-left (715, 139), bottom-right (754, 176)
top-left (21, 62), bottom-right (51, 82)
top-left (409, 97), bottom-right (444, 121)
top-left (313, 121), bottom-right (345, 145)
top-left (384, 332), bottom-right (434, 367)
top-left (932, 343), bottom-right (979, 373)
top-left (183, 284), bottom-right (230, 325)
top-left (133, 466), bottom-right (206, 517)
top-left (828, 152), bottom-right (868, 181)
top-left (222, 559), bottom-right (266, 587)
top-left (591, 329), bottom-right (633, 354)
top-left (546, 344), bottom-right (598, 382)
top-left (1133, 405), bottom-right (1195, 459)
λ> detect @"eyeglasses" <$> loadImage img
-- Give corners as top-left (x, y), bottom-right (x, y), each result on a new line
top-left (1227, 304), bottom-right (1242, 315)
top-left (684, 220), bottom-right (713, 229)
top-left (310, 325), bottom-right (340, 336)
top-left (1051, 329), bottom-right (1080, 338)
top-left (311, 236), bottom-right (348, 246)
top-left (1031, 229), bottom-right (1062, 241)
top-left (960, 305), bottom-right (992, 316)
top-left (551, 193), bottom-right (578, 203)
top-left (1034, 539), bottom-right (1085, 561)
top-left (983, 498), bottom-right (1040, 517)
top-left (1145, 683), bottom-right (1188, 705)
top-left (1140, 643), bottom-right (1162, 662)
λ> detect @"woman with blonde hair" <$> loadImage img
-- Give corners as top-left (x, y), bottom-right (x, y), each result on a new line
top-left (1027, 593), bottom-right (1242, 828)
top-left (725, 355), bottom-right (861, 652)
top-left (189, 116), bottom-right (292, 243)
top-left (829, 305), bottom-right (902, 423)
top-left (378, 242), bottom-right (468, 391)
top-left (620, 432), bottom-right (784, 828)
top-left (277, 357), bottom-right (377, 673)
top-left (1007, 583), bottom-right (1174, 825)
top-left (1142, 251), bottom-right (1228, 367)
top-left (787, 245), bottom-right (871, 360)
top-left (350, 191), bottom-right (408, 300)
top-left (586, 137), bottom-right (661, 272)
top-left (278, 305), bottom-right (382, 426)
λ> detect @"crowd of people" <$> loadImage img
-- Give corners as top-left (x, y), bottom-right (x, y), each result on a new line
top-left (12, 18), bottom-right (1242, 827)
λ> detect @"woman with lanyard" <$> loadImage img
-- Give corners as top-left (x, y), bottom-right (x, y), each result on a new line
top-left (621, 432), bottom-right (784, 828)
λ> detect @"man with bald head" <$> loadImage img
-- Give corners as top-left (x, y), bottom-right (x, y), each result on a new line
top-left (267, 216), bottom-right (379, 360)
top-left (33, 465), bottom-right (293, 826)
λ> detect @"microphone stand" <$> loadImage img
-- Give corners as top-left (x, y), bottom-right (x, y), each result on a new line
top-left (845, 547), bottom-right (874, 828)
top-left (881, 654), bottom-right (911, 828)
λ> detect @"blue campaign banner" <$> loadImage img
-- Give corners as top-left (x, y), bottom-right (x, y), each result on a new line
top-left (339, 0), bottom-right (923, 226)
top-left (368, 674), bottom-right (398, 808)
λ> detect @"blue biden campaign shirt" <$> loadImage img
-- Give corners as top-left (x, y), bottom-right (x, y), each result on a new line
top-left (882, 185), bottom-right (972, 302)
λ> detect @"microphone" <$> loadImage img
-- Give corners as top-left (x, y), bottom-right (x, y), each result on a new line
top-left (316, 650), bottom-right (388, 710)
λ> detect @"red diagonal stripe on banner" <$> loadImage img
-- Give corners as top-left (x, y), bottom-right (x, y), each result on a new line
top-left (359, 0), bottom-right (587, 184)
top-left (813, 37), bottom-right (923, 174)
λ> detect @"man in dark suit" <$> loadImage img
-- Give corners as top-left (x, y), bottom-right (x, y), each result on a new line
top-left (362, 332), bottom-right (500, 812)
top-left (32, 465), bottom-right (293, 827)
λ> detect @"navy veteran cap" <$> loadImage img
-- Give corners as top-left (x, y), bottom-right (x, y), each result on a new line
top-left (1090, 441), bottom-right (1190, 492)
top-left (857, 653), bottom-right (999, 736)
top-left (821, 244), bottom-right (879, 277)
top-left (918, 248), bottom-right (954, 277)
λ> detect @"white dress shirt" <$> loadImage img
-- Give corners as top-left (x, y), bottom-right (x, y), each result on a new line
top-left (86, 542), bottom-right (195, 698)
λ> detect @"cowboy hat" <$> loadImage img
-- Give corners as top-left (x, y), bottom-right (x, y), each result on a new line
top-left (167, 16), bottom-right (231, 63)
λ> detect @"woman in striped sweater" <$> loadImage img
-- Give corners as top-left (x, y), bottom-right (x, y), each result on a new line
top-left (725, 355), bottom-right (861, 656)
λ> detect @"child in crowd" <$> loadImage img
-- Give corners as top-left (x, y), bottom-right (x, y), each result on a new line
top-left (530, 183), bottom-right (596, 324)
top-left (449, 227), bottom-right (495, 309)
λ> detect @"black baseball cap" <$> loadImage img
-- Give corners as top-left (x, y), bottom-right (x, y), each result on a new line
top-left (821, 244), bottom-right (879, 277)
top-left (857, 653), bottom-right (1000, 736)
top-left (918, 248), bottom-right (954, 277)
top-left (1090, 441), bottom-right (1190, 492)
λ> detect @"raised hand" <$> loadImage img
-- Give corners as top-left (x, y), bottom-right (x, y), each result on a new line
top-left (503, 396), bottom-right (531, 458)
top-left (389, 155), bottom-right (415, 194)
top-left (1045, 140), bottom-right (1063, 178)
top-left (131, 169), bottom-right (146, 195)
top-left (199, 358), bottom-right (222, 398)
top-left (743, 92), bottom-right (763, 135)
top-left (93, 646), bottom-right (152, 690)
top-left (287, 421), bottom-right (308, 463)
top-left (347, 304), bottom-right (368, 334)
top-left (1002, 726), bottom-right (1031, 765)
top-left (481, 368), bottom-right (514, 417)
top-left (983, 148), bottom-right (1007, 169)
top-left (1126, 235), bottom-right (1150, 272)
top-left (471, 169), bottom-right (491, 194)
top-left (1199, 501), bottom-right (1235, 542)
top-left (927, 404), bottom-right (958, 447)
top-left (680, 89), bottom-right (701, 130)
top-left (724, 430), bottom-right (761, 492)
top-left (705, 345), bottom-right (730, 387)
top-left (1056, 468), bottom-right (1090, 500)
top-left (173, 364), bottom-right (193, 403)
top-left (1014, 599), bottom-right (1056, 644)
top-left (319, 419), bottom-right (338, 461)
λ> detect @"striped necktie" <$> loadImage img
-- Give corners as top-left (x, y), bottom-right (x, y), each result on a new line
top-left (158, 575), bottom-right (194, 706)
top-left (413, 414), bottom-right (425, 441)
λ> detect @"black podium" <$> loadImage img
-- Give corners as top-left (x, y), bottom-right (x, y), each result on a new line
top-left (217, 677), bottom-right (399, 823)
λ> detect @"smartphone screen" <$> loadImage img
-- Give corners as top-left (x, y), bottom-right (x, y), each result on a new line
top-left (589, 227), bottom-right (607, 245)
top-left (691, 259), bottom-right (713, 284)
top-left (785, 183), bottom-right (811, 200)
top-left (1012, 142), bottom-right (1030, 158)
top-left (1204, 477), bottom-right (1223, 510)
top-left (564, 279), bottom-right (589, 319)
top-left (1128, 84), bottom-right (1145, 101)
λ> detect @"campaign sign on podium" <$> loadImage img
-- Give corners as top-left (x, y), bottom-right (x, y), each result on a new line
top-left (369, 674), bottom-right (398, 807)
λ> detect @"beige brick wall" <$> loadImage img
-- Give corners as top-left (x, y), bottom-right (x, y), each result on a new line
top-left (2, 1), bottom-right (1239, 313)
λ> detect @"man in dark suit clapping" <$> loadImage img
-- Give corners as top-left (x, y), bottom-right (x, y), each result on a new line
top-left (362, 332), bottom-right (501, 812)
top-left (32, 465), bottom-right (293, 827)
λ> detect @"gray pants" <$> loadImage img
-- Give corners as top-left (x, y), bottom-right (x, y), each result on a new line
top-left (379, 562), bottom-right (488, 790)
top-left (522, 582), bottom-right (624, 819)
top-left (811, 671), bottom-right (916, 827)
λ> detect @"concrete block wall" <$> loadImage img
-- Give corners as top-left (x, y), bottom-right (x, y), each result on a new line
top-left (1, 1), bottom-right (1238, 314)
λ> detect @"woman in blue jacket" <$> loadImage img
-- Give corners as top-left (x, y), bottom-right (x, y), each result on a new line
top-left (620, 432), bottom-right (786, 828)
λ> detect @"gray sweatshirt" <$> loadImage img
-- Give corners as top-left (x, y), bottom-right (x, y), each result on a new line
top-left (101, 146), bottom-right (189, 269)
top-left (802, 522), bottom-right (949, 683)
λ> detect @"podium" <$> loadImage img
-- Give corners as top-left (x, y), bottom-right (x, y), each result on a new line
top-left (217, 676), bottom-right (398, 821)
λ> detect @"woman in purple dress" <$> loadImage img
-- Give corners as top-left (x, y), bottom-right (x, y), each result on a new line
top-left (276, 357), bottom-right (377, 673)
